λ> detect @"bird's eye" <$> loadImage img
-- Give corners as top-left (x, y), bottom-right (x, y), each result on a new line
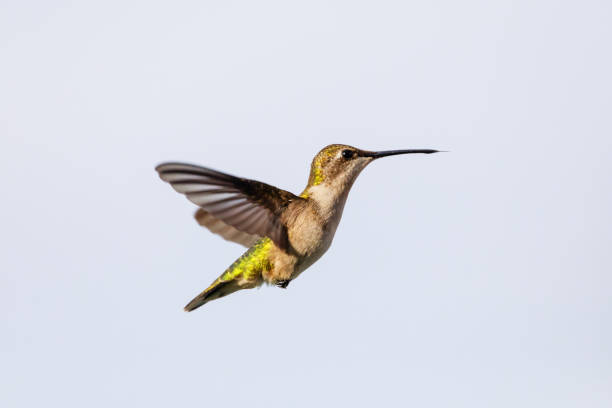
top-left (341, 149), bottom-right (354, 159)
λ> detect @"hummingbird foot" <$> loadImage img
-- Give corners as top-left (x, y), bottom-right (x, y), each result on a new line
top-left (275, 279), bottom-right (291, 289)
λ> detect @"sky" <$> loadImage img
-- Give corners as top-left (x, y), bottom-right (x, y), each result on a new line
top-left (2, 1), bottom-right (611, 407)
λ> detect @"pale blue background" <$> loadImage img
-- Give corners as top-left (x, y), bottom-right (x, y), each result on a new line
top-left (2, 1), bottom-right (611, 407)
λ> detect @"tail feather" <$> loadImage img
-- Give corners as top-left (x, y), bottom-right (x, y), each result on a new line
top-left (184, 279), bottom-right (244, 312)
top-left (184, 238), bottom-right (271, 311)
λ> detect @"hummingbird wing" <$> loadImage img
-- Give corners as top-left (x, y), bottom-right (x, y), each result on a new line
top-left (156, 162), bottom-right (302, 251)
top-left (193, 208), bottom-right (259, 248)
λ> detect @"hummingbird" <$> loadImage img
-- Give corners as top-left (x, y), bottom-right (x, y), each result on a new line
top-left (156, 144), bottom-right (439, 311)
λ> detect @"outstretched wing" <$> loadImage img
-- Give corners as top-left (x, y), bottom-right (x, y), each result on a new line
top-left (155, 162), bottom-right (301, 250)
top-left (193, 208), bottom-right (259, 248)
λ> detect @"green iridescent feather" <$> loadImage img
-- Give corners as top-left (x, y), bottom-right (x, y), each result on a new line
top-left (219, 237), bottom-right (274, 283)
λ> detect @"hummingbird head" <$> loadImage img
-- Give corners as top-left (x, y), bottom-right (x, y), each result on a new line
top-left (305, 144), bottom-right (439, 190)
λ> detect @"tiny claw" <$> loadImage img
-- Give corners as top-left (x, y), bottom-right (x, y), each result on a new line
top-left (275, 280), bottom-right (291, 289)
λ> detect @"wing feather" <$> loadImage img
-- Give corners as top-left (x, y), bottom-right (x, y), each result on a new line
top-left (193, 209), bottom-right (260, 247)
top-left (156, 162), bottom-right (302, 250)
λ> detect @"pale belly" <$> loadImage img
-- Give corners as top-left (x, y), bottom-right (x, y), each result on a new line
top-left (287, 205), bottom-right (344, 280)
top-left (263, 188), bottom-right (350, 285)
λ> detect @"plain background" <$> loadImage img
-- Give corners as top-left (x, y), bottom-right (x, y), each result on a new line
top-left (2, 1), bottom-right (611, 407)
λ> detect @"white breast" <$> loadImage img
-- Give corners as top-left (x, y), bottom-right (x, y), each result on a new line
top-left (290, 184), bottom-right (351, 275)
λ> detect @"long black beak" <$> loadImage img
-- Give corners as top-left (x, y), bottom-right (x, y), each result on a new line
top-left (361, 149), bottom-right (440, 159)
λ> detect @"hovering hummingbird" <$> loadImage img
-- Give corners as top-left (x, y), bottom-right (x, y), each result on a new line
top-left (156, 144), bottom-right (439, 311)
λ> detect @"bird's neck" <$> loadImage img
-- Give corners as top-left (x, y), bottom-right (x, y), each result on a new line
top-left (301, 181), bottom-right (353, 222)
